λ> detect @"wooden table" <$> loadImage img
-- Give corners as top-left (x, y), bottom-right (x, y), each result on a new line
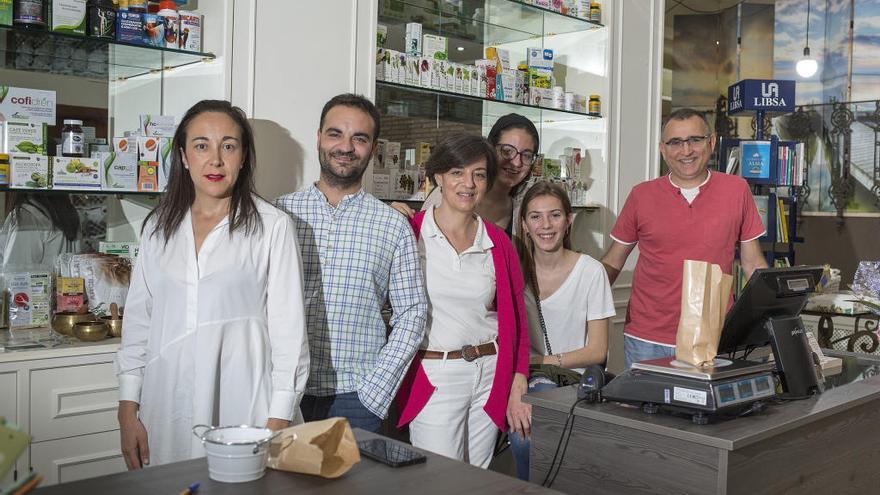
top-left (34, 429), bottom-right (557, 495)
top-left (525, 350), bottom-right (880, 495)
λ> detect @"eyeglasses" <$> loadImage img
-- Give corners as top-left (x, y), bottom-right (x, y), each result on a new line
top-left (663, 135), bottom-right (710, 150)
top-left (497, 144), bottom-right (538, 165)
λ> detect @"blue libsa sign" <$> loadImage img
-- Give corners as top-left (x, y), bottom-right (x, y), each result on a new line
top-left (727, 79), bottom-right (795, 115)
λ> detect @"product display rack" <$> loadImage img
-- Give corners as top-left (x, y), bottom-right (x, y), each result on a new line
top-left (372, 0), bottom-right (611, 213)
top-left (0, 23), bottom-right (215, 81)
top-left (717, 135), bottom-right (805, 267)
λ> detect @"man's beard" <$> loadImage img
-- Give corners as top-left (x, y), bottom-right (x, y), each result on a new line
top-left (319, 149), bottom-right (369, 188)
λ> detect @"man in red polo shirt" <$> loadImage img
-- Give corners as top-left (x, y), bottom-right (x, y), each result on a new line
top-left (602, 108), bottom-right (768, 368)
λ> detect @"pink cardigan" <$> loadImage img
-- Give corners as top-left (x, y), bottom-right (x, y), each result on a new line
top-left (396, 211), bottom-right (530, 431)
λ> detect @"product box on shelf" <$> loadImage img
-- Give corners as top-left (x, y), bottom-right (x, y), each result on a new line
top-left (137, 136), bottom-right (160, 162)
top-left (405, 22), bottom-right (422, 56)
top-left (0, 0), bottom-right (11, 26)
top-left (139, 114), bottom-right (176, 137)
top-left (416, 142), bottom-right (431, 167)
top-left (529, 87), bottom-right (553, 107)
top-left (499, 68), bottom-right (517, 102)
top-left (485, 47), bottom-right (510, 72)
top-left (143, 13), bottom-right (165, 47)
top-left (98, 151), bottom-right (138, 191)
top-left (376, 48), bottom-right (386, 82)
top-left (10, 153), bottom-right (49, 189)
top-left (372, 169), bottom-right (390, 198)
top-left (396, 52), bottom-right (407, 84)
top-left (56, 277), bottom-right (85, 313)
top-left (574, 94), bottom-right (588, 113)
top-left (117, 11), bottom-right (145, 44)
top-left (454, 64), bottom-right (466, 93)
top-left (419, 57), bottom-right (432, 87)
top-left (99, 241), bottom-right (139, 259)
top-left (392, 169), bottom-right (420, 200)
top-left (423, 34), bottom-right (447, 60)
top-left (384, 141), bottom-right (401, 169)
top-left (527, 47), bottom-right (554, 71)
top-left (3, 121), bottom-right (47, 155)
top-left (0, 87), bottom-right (56, 126)
top-left (138, 161), bottom-right (159, 192)
top-left (383, 49), bottom-right (400, 83)
top-left (113, 136), bottom-right (135, 153)
top-left (375, 139), bottom-right (388, 170)
top-left (533, 0), bottom-right (551, 7)
top-left (8, 270), bottom-right (51, 329)
top-left (178, 11), bottom-right (202, 51)
top-left (157, 137), bottom-right (172, 191)
top-left (475, 60), bottom-right (495, 99)
top-left (405, 55), bottom-right (419, 86)
top-left (52, 156), bottom-right (102, 190)
top-left (50, 0), bottom-right (87, 35)
top-left (377, 24), bottom-right (387, 47)
top-left (0, 157), bottom-right (8, 185)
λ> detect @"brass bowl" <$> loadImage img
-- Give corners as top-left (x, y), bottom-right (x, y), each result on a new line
top-left (52, 312), bottom-right (96, 337)
top-left (101, 316), bottom-right (123, 338)
top-left (73, 321), bottom-right (110, 342)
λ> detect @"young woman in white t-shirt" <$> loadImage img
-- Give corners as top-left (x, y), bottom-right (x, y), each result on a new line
top-left (508, 180), bottom-right (616, 481)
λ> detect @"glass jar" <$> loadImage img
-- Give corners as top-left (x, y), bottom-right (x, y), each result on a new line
top-left (61, 119), bottom-right (85, 157)
top-left (589, 2), bottom-right (601, 23)
top-left (588, 95), bottom-right (601, 116)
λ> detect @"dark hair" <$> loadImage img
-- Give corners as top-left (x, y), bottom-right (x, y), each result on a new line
top-left (7, 193), bottom-right (79, 241)
top-left (488, 113), bottom-right (540, 195)
top-left (319, 93), bottom-right (381, 141)
top-left (144, 99), bottom-right (262, 242)
top-left (425, 133), bottom-right (497, 189)
top-left (488, 113), bottom-right (540, 150)
top-left (662, 108), bottom-right (712, 136)
top-left (516, 181), bottom-right (573, 296)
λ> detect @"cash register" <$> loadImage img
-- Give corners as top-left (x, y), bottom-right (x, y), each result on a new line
top-left (601, 266), bottom-right (824, 424)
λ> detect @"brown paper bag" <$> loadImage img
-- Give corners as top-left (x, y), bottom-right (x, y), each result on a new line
top-left (267, 417), bottom-right (360, 478)
top-left (675, 260), bottom-right (733, 367)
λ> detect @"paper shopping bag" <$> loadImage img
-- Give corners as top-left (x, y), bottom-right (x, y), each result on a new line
top-left (675, 260), bottom-right (733, 367)
top-left (267, 417), bottom-right (360, 478)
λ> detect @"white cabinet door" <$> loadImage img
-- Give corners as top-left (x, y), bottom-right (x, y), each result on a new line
top-left (29, 362), bottom-right (119, 443)
top-left (30, 430), bottom-right (125, 486)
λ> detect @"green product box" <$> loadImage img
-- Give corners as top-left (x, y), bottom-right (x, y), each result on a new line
top-left (0, 0), bottom-right (12, 26)
top-left (50, 0), bottom-right (87, 35)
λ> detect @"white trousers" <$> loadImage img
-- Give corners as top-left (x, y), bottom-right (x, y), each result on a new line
top-left (409, 354), bottom-right (498, 468)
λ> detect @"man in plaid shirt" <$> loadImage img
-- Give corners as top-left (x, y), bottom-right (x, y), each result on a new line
top-left (275, 94), bottom-right (426, 432)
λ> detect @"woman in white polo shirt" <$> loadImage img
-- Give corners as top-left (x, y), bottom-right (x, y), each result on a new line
top-left (395, 133), bottom-right (531, 468)
top-left (508, 180), bottom-right (615, 480)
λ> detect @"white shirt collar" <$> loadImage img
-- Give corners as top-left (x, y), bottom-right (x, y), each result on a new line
top-left (423, 205), bottom-right (494, 252)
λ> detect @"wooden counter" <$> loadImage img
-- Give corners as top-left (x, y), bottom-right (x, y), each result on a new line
top-left (525, 350), bottom-right (880, 494)
top-left (34, 429), bottom-right (559, 495)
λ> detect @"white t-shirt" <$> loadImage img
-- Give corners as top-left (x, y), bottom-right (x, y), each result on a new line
top-left (524, 254), bottom-right (616, 373)
top-left (418, 206), bottom-right (498, 351)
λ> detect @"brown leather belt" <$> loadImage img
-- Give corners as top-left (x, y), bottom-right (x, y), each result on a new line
top-left (419, 342), bottom-right (497, 362)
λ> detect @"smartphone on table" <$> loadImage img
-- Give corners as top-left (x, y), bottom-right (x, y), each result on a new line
top-left (357, 438), bottom-right (427, 468)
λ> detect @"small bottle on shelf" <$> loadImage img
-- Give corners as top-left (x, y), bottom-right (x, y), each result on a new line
top-left (61, 120), bottom-right (85, 158)
top-left (590, 2), bottom-right (601, 23)
top-left (157, 0), bottom-right (179, 49)
top-left (128, 0), bottom-right (147, 13)
top-left (588, 94), bottom-right (601, 116)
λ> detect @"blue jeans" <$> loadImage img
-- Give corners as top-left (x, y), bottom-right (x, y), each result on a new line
top-left (624, 335), bottom-right (675, 369)
top-left (300, 392), bottom-right (382, 433)
top-left (508, 379), bottom-right (558, 481)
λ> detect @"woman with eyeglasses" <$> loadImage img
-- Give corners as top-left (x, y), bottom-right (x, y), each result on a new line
top-left (391, 114), bottom-right (539, 240)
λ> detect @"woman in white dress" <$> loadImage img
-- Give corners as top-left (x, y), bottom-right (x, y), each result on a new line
top-left (115, 100), bottom-right (310, 469)
top-left (508, 180), bottom-right (615, 480)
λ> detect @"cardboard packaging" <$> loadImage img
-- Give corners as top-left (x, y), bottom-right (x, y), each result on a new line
top-left (138, 161), bottom-right (158, 192)
top-left (52, 156), bottom-right (102, 190)
top-left (10, 153), bottom-right (49, 189)
top-left (3, 121), bottom-right (47, 155)
top-left (116, 11), bottom-right (145, 45)
top-left (139, 114), bottom-right (176, 137)
top-left (50, 0), bottom-right (86, 35)
top-left (405, 22), bottom-right (422, 56)
top-left (99, 151), bottom-right (138, 191)
top-left (423, 34), bottom-right (447, 60)
top-left (0, 87), bottom-right (57, 126)
top-left (178, 11), bottom-right (201, 51)
top-left (137, 136), bottom-right (159, 162)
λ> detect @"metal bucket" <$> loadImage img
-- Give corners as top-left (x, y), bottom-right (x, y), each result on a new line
top-left (192, 424), bottom-right (279, 483)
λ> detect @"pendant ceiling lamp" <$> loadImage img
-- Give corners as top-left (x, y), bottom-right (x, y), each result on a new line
top-left (796, 0), bottom-right (818, 78)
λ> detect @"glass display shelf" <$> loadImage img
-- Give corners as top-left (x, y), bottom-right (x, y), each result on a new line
top-left (0, 23), bottom-right (215, 81)
top-left (377, 80), bottom-right (602, 123)
top-left (2, 186), bottom-right (161, 196)
top-left (379, 0), bottom-right (603, 51)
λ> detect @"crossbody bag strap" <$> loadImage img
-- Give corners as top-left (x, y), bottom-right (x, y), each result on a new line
top-left (531, 272), bottom-right (553, 355)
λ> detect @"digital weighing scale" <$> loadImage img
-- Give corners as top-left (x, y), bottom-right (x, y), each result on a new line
top-left (602, 356), bottom-right (777, 424)
top-left (601, 266), bottom-right (825, 425)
